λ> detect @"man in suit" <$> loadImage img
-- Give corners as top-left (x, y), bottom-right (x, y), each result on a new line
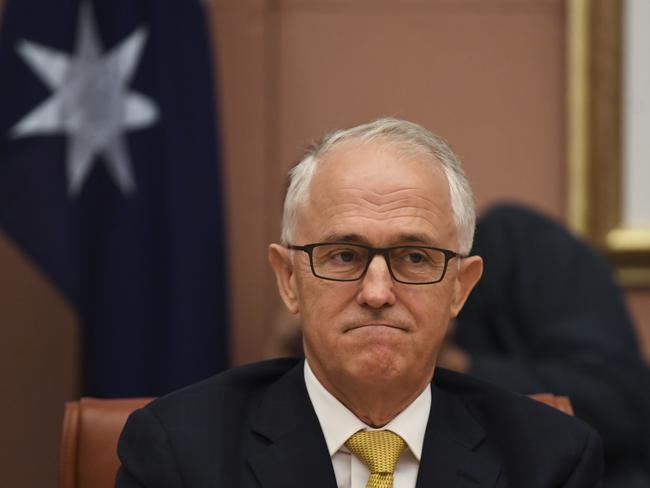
top-left (116, 118), bottom-right (603, 487)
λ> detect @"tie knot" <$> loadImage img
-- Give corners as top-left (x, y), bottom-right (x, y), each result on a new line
top-left (345, 430), bottom-right (406, 474)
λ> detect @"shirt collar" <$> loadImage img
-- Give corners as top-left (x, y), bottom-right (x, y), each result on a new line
top-left (304, 360), bottom-right (431, 461)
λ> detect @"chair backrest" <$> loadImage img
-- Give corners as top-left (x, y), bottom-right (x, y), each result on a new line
top-left (58, 397), bottom-right (153, 488)
top-left (529, 393), bottom-right (574, 416)
top-left (57, 393), bottom-right (572, 487)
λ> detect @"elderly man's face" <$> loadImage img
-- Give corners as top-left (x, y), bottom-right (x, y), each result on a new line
top-left (270, 140), bottom-right (482, 399)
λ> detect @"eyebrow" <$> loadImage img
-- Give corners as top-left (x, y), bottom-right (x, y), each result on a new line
top-left (320, 232), bottom-right (438, 246)
top-left (321, 233), bottom-right (366, 243)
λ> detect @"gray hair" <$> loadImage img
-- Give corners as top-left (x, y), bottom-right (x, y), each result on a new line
top-left (281, 118), bottom-right (476, 255)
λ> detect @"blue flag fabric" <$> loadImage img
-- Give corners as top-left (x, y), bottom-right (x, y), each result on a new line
top-left (0, 0), bottom-right (228, 396)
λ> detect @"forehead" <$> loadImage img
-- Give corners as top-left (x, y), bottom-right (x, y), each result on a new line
top-left (296, 140), bottom-right (456, 246)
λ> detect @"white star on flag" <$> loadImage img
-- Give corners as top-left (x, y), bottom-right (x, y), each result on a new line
top-left (10, 2), bottom-right (159, 197)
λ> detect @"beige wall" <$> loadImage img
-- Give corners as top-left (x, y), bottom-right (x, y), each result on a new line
top-left (0, 235), bottom-right (79, 488)
top-left (213, 0), bottom-right (569, 365)
top-left (1, 0), bottom-right (649, 486)
top-left (209, 0), bottom-right (650, 365)
top-left (627, 290), bottom-right (650, 362)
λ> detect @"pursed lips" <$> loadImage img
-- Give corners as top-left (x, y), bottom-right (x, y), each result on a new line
top-left (343, 323), bottom-right (408, 333)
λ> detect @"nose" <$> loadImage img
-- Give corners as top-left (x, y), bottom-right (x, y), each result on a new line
top-left (356, 254), bottom-right (396, 308)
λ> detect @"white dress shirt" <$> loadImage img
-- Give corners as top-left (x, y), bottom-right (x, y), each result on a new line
top-left (304, 361), bottom-right (432, 488)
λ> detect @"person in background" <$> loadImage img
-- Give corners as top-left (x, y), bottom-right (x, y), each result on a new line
top-left (117, 118), bottom-right (602, 487)
top-left (446, 203), bottom-right (650, 487)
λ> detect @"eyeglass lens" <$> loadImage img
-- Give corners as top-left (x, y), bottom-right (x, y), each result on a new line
top-left (310, 243), bottom-right (447, 283)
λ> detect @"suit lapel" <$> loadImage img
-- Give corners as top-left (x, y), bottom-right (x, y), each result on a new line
top-left (246, 361), bottom-right (337, 488)
top-left (245, 362), bottom-right (501, 488)
top-left (416, 381), bottom-right (501, 488)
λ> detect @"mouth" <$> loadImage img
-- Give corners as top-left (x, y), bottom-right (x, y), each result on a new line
top-left (343, 323), bottom-right (408, 333)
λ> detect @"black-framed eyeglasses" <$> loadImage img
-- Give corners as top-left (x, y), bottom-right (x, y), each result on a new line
top-left (287, 242), bottom-right (463, 285)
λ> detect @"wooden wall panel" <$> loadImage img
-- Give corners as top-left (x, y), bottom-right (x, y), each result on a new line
top-left (273, 0), bottom-right (566, 221)
top-left (0, 234), bottom-right (79, 488)
top-left (216, 0), bottom-right (571, 364)
top-left (211, 0), bottom-right (650, 364)
top-left (209, 0), bottom-right (278, 364)
top-left (626, 290), bottom-right (650, 363)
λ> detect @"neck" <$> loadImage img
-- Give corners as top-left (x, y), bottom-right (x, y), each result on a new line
top-left (308, 360), bottom-right (433, 427)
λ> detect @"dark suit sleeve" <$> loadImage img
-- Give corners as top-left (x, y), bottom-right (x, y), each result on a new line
top-left (115, 407), bottom-right (183, 488)
top-left (456, 204), bottom-right (650, 462)
top-left (562, 426), bottom-right (604, 488)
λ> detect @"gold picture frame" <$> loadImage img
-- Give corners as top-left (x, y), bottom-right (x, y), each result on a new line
top-left (568, 0), bottom-right (650, 285)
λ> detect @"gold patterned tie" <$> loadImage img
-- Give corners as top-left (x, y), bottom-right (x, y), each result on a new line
top-left (345, 430), bottom-right (407, 488)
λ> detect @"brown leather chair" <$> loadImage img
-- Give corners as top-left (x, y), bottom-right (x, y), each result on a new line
top-left (58, 393), bottom-right (573, 488)
top-left (58, 397), bottom-right (153, 488)
top-left (529, 393), bottom-right (574, 416)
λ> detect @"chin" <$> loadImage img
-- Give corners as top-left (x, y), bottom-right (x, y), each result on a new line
top-left (347, 349), bottom-right (407, 384)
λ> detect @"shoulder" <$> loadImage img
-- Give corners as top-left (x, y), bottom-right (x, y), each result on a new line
top-left (135, 358), bottom-right (302, 424)
top-left (160, 357), bottom-right (301, 398)
top-left (434, 367), bottom-right (594, 436)
top-left (117, 360), bottom-right (303, 485)
top-left (433, 368), bottom-right (603, 483)
top-left (118, 359), bottom-right (302, 470)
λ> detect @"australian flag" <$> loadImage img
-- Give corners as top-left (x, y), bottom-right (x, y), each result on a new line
top-left (0, 0), bottom-right (228, 396)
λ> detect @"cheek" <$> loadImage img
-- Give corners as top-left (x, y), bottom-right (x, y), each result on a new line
top-left (296, 279), bottom-right (355, 334)
top-left (405, 287), bottom-right (454, 334)
top-left (299, 286), bottom-right (355, 368)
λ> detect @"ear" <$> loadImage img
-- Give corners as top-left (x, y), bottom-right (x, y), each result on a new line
top-left (450, 255), bottom-right (483, 318)
top-left (268, 244), bottom-right (300, 314)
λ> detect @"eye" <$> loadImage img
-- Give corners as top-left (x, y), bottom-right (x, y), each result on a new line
top-left (405, 251), bottom-right (427, 264)
top-left (328, 247), bottom-right (365, 264)
top-left (391, 247), bottom-right (439, 268)
top-left (313, 244), bottom-right (366, 268)
top-left (334, 250), bottom-right (356, 263)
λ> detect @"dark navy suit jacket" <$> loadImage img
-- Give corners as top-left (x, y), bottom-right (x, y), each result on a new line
top-left (116, 358), bottom-right (602, 487)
